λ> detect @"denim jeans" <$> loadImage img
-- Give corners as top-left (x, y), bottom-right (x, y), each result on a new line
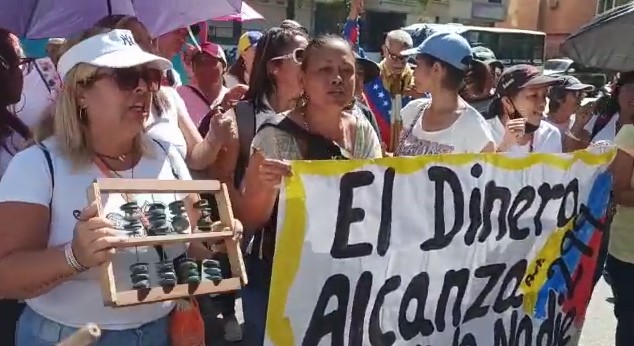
top-left (16, 306), bottom-right (169, 346)
top-left (242, 254), bottom-right (272, 346)
top-left (605, 255), bottom-right (634, 346)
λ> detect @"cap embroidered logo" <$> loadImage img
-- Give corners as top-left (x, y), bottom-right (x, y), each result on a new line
top-left (119, 34), bottom-right (135, 46)
top-left (502, 78), bottom-right (515, 90)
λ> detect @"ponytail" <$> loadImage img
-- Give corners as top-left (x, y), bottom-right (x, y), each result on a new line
top-left (484, 96), bottom-right (503, 120)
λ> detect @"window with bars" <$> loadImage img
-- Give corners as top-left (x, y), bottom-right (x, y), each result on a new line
top-left (597, 0), bottom-right (632, 14)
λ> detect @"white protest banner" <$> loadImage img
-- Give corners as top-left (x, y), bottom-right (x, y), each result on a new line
top-left (264, 150), bottom-right (614, 346)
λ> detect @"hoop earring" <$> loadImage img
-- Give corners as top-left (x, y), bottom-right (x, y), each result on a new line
top-left (78, 107), bottom-right (88, 124)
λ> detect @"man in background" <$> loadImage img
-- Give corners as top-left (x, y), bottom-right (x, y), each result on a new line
top-left (381, 29), bottom-right (416, 96)
top-left (45, 38), bottom-right (65, 67)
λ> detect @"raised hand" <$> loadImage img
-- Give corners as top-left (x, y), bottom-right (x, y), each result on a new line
top-left (498, 118), bottom-right (527, 152)
top-left (220, 84), bottom-right (248, 110)
top-left (208, 110), bottom-right (238, 146)
top-left (248, 148), bottom-right (292, 190)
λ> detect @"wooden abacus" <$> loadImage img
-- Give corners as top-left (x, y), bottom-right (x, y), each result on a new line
top-left (86, 178), bottom-right (247, 308)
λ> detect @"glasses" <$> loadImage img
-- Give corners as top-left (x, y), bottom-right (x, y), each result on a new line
top-left (385, 47), bottom-right (408, 62)
top-left (80, 67), bottom-right (163, 92)
top-left (270, 48), bottom-right (305, 64)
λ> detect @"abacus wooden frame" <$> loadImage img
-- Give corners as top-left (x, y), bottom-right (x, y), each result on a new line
top-left (86, 178), bottom-right (247, 308)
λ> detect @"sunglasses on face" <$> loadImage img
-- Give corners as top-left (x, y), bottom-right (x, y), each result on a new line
top-left (81, 67), bottom-right (163, 92)
top-left (270, 48), bottom-right (305, 64)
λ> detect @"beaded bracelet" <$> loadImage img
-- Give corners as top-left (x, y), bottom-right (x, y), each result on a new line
top-left (64, 243), bottom-right (88, 273)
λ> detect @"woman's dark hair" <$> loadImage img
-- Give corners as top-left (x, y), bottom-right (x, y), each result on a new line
top-left (419, 53), bottom-right (465, 91)
top-left (596, 71), bottom-right (634, 117)
top-left (301, 35), bottom-right (352, 72)
top-left (244, 26), bottom-right (308, 113)
top-left (0, 28), bottom-right (30, 143)
top-left (94, 14), bottom-right (132, 28)
top-left (486, 88), bottom-right (523, 121)
top-left (227, 56), bottom-right (247, 85)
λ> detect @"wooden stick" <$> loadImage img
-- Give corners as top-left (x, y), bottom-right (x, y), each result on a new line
top-left (57, 323), bottom-right (101, 346)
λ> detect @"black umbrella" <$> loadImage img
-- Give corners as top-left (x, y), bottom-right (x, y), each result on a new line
top-left (561, 2), bottom-right (634, 72)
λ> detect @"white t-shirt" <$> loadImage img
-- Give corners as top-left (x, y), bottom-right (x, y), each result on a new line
top-left (396, 98), bottom-right (494, 155)
top-left (145, 87), bottom-right (188, 159)
top-left (488, 117), bottom-right (562, 153)
top-left (583, 112), bottom-right (619, 143)
top-left (0, 136), bottom-right (192, 329)
top-left (544, 116), bottom-right (573, 145)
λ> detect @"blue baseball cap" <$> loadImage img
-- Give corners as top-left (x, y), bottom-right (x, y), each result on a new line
top-left (400, 32), bottom-right (472, 70)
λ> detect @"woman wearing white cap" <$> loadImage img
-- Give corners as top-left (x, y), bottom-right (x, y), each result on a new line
top-left (0, 28), bottom-right (240, 345)
top-left (396, 32), bottom-right (496, 156)
top-left (94, 15), bottom-right (239, 174)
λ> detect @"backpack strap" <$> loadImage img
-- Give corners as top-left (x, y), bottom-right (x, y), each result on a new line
top-left (258, 117), bottom-right (346, 160)
top-left (37, 143), bottom-right (54, 210)
top-left (234, 100), bottom-right (257, 187)
top-left (185, 85), bottom-right (212, 106)
top-left (591, 113), bottom-right (615, 140)
top-left (151, 139), bottom-right (180, 179)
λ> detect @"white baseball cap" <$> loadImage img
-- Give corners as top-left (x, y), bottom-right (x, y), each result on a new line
top-left (57, 29), bottom-right (173, 80)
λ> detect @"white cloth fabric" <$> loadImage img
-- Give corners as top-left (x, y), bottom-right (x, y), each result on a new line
top-left (488, 117), bottom-right (562, 153)
top-left (145, 87), bottom-right (188, 159)
top-left (396, 98), bottom-right (494, 155)
top-left (0, 136), bottom-right (192, 329)
top-left (584, 112), bottom-right (619, 143)
top-left (57, 29), bottom-right (172, 79)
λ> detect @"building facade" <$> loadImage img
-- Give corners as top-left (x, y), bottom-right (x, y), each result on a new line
top-left (207, 0), bottom-right (511, 60)
top-left (498, 0), bottom-right (631, 58)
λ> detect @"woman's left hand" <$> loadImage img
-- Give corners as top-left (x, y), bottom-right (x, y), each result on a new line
top-left (221, 84), bottom-right (249, 110)
top-left (208, 110), bottom-right (238, 145)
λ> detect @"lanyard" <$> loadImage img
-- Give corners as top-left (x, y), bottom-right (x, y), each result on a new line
top-left (93, 157), bottom-right (134, 202)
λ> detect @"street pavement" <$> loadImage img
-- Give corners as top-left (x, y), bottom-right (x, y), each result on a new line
top-left (206, 278), bottom-right (616, 345)
top-left (578, 278), bottom-right (617, 346)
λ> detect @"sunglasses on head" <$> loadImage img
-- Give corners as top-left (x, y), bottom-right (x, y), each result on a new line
top-left (270, 47), bottom-right (305, 64)
top-left (80, 67), bottom-right (163, 92)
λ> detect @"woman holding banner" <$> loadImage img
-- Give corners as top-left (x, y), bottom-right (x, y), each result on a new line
top-left (395, 32), bottom-right (496, 156)
top-left (239, 34), bottom-right (382, 345)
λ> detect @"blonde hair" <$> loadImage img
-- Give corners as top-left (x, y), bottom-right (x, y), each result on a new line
top-left (35, 27), bottom-right (149, 166)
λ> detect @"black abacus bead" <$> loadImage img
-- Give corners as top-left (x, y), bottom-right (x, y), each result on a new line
top-left (155, 260), bottom-right (177, 287)
top-left (168, 200), bottom-right (186, 213)
top-left (197, 219), bottom-right (212, 232)
top-left (193, 200), bottom-right (209, 210)
top-left (146, 204), bottom-right (171, 236)
top-left (202, 259), bottom-right (220, 267)
top-left (120, 201), bottom-right (140, 213)
top-left (177, 259), bottom-right (200, 284)
top-left (129, 263), bottom-right (150, 289)
top-left (171, 216), bottom-right (190, 234)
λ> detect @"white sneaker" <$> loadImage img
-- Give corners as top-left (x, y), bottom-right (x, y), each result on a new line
top-left (223, 315), bottom-right (243, 342)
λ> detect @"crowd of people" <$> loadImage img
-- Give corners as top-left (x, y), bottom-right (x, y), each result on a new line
top-left (0, 0), bottom-right (633, 345)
